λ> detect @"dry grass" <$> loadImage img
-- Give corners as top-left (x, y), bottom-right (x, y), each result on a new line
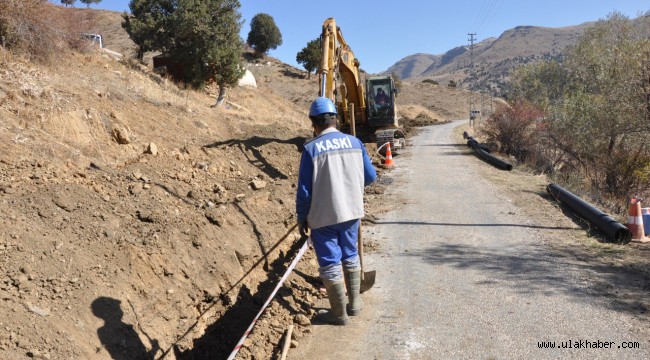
top-left (0, 0), bottom-right (97, 62)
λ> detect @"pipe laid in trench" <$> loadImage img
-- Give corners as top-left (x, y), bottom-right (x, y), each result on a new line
top-left (547, 183), bottom-right (632, 245)
top-left (466, 137), bottom-right (512, 171)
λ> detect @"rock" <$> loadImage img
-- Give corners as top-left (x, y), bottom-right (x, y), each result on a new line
top-left (205, 209), bottom-right (222, 226)
top-left (252, 350), bottom-right (266, 360)
top-left (20, 265), bottom-right (33, 275)
top-left (13, 274), bottom-right (28, 287)
top-left (129, 183), bottom-right (143, 195)
top-left (271, 325), bottom-right (283, 334)
top-left (291, 340), bottom-right (298, 348)
top-left (136, 210), bottom-right (156, 223)
top-left (197, 162), bottom-right (209, 171)
top-left (27, 304), bottom-right (50, 317)
top-left (52, 193), bottom-right (75, 212)
top-left (251, 180), bottom-right (267, 190)
top-left (208, 165), bottom-right (219, 174)
top-left (235, 193), bottom-right (246, 201)
top-left (294, 314), bottom-right (311, 326)
top-left (112, 126), bottom-right (131, 144)
top-left (213, 184), bottom-right (226, 194)
top-left (26, 349), bottom-right (41, 358)
top-left (147, 142), bottom-right (158, 156)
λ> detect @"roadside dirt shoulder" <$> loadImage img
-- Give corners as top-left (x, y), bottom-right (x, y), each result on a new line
top-left (454, 123), bottom-right (650, 343)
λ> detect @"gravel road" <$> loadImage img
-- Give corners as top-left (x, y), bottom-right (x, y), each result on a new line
top-left (291, 121), bottom-right (648, 359)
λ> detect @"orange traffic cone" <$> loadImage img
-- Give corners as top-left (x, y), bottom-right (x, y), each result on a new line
top-left (627, 197), bottom-right (649, 243)
top-left (384, 142), bottom-right (394, 167)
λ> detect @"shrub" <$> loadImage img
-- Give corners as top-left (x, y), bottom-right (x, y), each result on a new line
top-left (508, 12), bottom-right (650, 199)
top-left (0, 0), bottom-right (95, 62)
top-left (422, 79), bottom-right (438, 85)
top-left (478, 100), bottom-right (543, 162)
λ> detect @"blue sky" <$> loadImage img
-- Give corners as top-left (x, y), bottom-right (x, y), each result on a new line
top-left (62, 0), bottom-right (649, 73)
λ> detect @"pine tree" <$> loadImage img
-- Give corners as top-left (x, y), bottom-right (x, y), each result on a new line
top-left (122, 0), bottom-right (172, 61)
top-left (122, 0), bottom-right (245, 108)
top-left (61, 0), bottom-right (77, 7)
top-left (247, 13), bottom-right (282, 58)
top-left (296, 38), bottom-right (321, 79)
top-left (80, 0), bottom-right (102, 7)
top-left (167, 0), bottom-right (245, 107)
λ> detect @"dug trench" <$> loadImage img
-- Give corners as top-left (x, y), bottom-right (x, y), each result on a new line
top-left (163, 162), bottom-right (393, 359)
top-left (0, 113), bottom-right (393, 360)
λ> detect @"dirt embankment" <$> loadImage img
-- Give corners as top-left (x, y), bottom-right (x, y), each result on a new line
top-left (0, 46), bottom-right (327, 359)
top-left (0, 36), bottom-right (471, 359)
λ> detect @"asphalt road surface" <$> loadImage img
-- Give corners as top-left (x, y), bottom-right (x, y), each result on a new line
top-left (291, 121), bottom-right (648, 359)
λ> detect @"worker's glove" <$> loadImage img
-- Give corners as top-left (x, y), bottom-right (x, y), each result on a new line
top-left (298, 220), bottom-right (310, 237)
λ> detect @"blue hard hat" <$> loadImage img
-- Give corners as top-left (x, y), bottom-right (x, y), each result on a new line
top-left (309, 97), bottom-right (337, 117)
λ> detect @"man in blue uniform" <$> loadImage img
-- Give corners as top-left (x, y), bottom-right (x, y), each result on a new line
top-left (296, 97), bottom-right (377, 325)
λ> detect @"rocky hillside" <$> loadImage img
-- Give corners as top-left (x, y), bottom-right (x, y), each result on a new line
top-left (388, 14), bottom-right (650, 95)
top-left (385, 23), bottom-right (591, 94)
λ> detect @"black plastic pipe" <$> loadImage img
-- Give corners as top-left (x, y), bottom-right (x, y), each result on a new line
top-left (466, 137), bottom-right (512, 171)
top-left (466, 138), bottom-right (492, 153)
top-left (547, 183), bottom-right (632, 244)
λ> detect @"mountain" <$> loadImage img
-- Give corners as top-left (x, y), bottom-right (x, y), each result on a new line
top-left (384, 23), bottom-right (593, 95)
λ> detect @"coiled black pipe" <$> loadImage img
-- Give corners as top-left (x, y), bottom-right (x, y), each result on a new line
top-left (547, 183), bottom-right (632, 244)
top-left (464, 135), bottom-right (512, 171)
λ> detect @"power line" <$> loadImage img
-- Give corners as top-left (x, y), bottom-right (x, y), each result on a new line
top-left (471, 0), bottom-right (492, 32)
top-left (477, 0), bottom-right (504, 34)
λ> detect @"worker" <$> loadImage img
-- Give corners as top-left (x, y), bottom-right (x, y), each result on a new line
top-left (296, 97), bottom-right (377, 325)
top-left (374, 88), bottom-right (390, 106)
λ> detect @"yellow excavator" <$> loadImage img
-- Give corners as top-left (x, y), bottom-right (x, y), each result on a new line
top-left (318, 18), bottom-right (405, 150)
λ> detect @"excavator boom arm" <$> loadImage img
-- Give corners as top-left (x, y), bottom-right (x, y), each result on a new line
top-left (318, 18), bottom-right (366, 123)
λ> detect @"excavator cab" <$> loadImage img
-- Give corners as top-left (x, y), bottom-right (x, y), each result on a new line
top-left (367, 76), bottom-right (397, 127)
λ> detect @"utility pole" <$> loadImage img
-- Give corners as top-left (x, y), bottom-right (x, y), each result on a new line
top-left (467, 33), bottom-right (477, 127)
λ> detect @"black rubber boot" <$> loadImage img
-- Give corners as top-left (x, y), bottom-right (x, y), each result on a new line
top-left (316, 281), bottom-right (349, 325)
top-left (345, 270), bottom-right (363, 316)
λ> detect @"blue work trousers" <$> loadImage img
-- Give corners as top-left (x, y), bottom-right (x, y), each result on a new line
top-left (311, 219), bottom-right (361, 283)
